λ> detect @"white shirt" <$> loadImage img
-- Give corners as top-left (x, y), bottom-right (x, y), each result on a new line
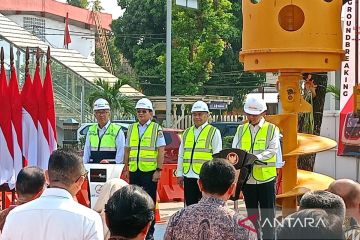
top-left (125, 119), bottom-right (166, 148)
top-left (2, 188), bottom-right (103, 240)
top-left (232, 118), bottom-right (280, 184)
top-left (83, 121), bottom-right (125, 164)
top-left (176, 122), bottom-right (222, 179)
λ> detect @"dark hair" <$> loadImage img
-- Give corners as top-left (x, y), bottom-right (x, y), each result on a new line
top-left (276, 209), bottom-right (345, 240)
top-left (199, 158), bottom-right (235, 195)
top-left (16, 166), bottom-right (45, 196)
top-left (299, 190), bottom-right (345, 220)
top-left (48, 150), bottom-right (85, 186)
top-left (105, 185), bottom-right (154, 238)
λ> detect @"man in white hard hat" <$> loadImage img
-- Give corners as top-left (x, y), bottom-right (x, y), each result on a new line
top-left (232, 95), bottom-right (280, 240)
top-left (176, 100), bottom-right (222, 206)
top-left (83, 98), bottom-right (125, 164)
top-left (123, 97), bottom-right (166, 240)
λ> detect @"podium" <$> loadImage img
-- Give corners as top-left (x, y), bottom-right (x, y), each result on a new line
top-left (84, 163), bottom-right (124, 208)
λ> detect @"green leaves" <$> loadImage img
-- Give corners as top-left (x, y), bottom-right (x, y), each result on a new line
top-left (66, 0), bottom-right (89, 9)
top-left (88, 78), bottom-right (135, 119)
top-left (112, 0), bottom-right (263, 104)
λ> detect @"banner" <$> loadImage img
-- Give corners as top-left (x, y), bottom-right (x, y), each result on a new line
top-left (338, 1), bottom-right (359, 156)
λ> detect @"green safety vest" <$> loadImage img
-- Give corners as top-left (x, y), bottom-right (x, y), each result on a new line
top-left (128, 122), bottom-right (160, 172)
top-left (89, 123), bottom-right (121, 163)
top-left (235, 121), bottom-right (277, 182)
top-left (182, 124), bottom-right (217, 175)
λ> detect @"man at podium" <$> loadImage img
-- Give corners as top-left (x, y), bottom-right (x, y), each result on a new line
top-left (83, 98), bottom-right (125, 164)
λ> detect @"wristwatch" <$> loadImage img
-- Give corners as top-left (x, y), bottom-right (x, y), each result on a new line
top-left (156, 167), bottom-right (162, 172)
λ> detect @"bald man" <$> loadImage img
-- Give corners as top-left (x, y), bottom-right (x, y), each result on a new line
top-left (328, 179), bottom-right (360, 240)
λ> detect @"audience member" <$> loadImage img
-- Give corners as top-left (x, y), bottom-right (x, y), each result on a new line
top-left (276, 209), bottom-right (345, 240)
top-left (2, 150), bottom-right (103, 240)
top-left (328, 179), bottom-right (360, 240)
top-left (164, 158), bottom-right (257, 240)
top-left (105, 185), bottom-right (154, 240)
top-left (299, 190), bottom-right (346, 222)
top-left (0, 166), bottom-right (46, 232)
top-left (93, 178), bottom-right (128, 240)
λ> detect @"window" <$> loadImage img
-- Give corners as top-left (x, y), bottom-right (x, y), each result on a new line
top-left (23, 17), bottom-right (46, 41)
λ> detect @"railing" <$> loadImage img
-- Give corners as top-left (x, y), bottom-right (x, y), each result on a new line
top-left (52, 81), bottom-right (93, 123)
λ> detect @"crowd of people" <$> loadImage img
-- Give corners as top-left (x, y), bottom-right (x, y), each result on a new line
top-left (0, 96), bottom-right (359, 240)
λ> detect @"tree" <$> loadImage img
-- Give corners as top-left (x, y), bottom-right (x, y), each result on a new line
top-left (66, 0), bottom-right (89, 8)
top-left (88, 78), bottom-right (135, 119)
top-left (204, 0), bottom-right (265, 107)
top-left (94, 37), bottom-right (140, 89)
top-left (112, 0), bottom-right (237, 96)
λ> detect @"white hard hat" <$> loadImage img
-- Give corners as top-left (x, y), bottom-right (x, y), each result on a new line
top-left (191, 101), bottom-right (209, 113)
top-left (135, 98), bottom-right (153, 111)
top-left (93, 98), bottom-right (110, 111)
top-left (243, 96), bottom-right (267, 115)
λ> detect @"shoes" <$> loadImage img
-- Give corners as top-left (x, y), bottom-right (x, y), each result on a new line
top-left (145, 235), bottom-right (154, 240)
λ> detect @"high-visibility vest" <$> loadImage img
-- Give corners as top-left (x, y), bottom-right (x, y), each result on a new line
top-left (235, 121), bottom-right (277, 182)
top-left (182, 124), bottom-right (217, 175)
top-left (89, 123), bottom-right (121, 163)
top-left (128, 122), bottom-right (160, 172)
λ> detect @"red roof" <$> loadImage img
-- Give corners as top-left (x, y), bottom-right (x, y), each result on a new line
top-left (0, 0), bottom-right (112, 31)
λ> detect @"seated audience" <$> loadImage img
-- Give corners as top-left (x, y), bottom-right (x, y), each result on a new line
top-left (93, 178), bottom-right (128, 240)
top-left (0, 166), bottom-right (46, 232)
top-left (105, 185), bottom-right (154, 240)
top-left (299, 190), bottom-right (346, 222)
top-left (164, 158), bottom-right (257, 240)
top-left (328, 179), bottom-right (360, 240)
top-left (2, 150), bottom-right (103, 240)
top-left (276, 209), bottom-right (345, 240)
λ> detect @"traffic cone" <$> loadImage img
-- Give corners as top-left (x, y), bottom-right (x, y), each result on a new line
top-left (155, 200), bottom-right (165, 223)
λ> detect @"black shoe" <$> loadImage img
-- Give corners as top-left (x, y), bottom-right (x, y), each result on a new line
top-left (145, 235), bottom-right (154, 240)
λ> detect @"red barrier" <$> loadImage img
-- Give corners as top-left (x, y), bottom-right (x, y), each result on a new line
top-left (76, 178), bottom-right (90, 207)
top-left (158, 164), bottom-right (184, 202)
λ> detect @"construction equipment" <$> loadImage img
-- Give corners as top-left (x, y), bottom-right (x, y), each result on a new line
top-left (92, 7), bottom-right (114, 75)
top-left (240, 0), bottom-right (344, 216)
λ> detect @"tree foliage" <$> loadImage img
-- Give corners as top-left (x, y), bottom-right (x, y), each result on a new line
top-left (88, 78), bottom-right (135, 119)
top-left (112, 0), bottom-right (265, 99)
top-left (66, 0), bottom-right (89, 8)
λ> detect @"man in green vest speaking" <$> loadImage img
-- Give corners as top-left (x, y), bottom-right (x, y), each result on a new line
top-left (83, 98), bottom-right (125, 164)
top-left (123, 98), bottom-right (166, 240)
top-left (176, 100), bottom-right (222, 206)
top-left (232, 96), bottom-right (280, 240)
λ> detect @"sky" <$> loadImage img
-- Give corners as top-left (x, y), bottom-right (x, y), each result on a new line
top-left (56, 0), bottom-right (125, 19)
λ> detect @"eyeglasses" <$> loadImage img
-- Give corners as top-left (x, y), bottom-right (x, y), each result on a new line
top-left (137, 110), bottom-right (149, 114)
top-left (75, 170), bottom-right (89, 183)
top-left (95, 110), bottom-right (109, 115)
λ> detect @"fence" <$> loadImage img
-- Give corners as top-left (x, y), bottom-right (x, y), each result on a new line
top-left (173, 114), bottom-right (244, 129)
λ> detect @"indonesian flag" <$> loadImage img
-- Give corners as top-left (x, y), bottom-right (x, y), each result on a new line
top-left (9, 63), bottom-right (23, 178)
top-left (64, 12), bottom-right (71, 48)
top-left (44, 61), bottom-right (57, 153)
top-left (0, 63), bottom-right (14, 187)
top-left (33, 65), bottom-right (50, 170)
top-left (22, 72), bottom-right (38, 167)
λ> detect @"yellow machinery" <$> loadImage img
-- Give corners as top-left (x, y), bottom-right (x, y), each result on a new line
top-left (240, 0), bottom-right (344, 216)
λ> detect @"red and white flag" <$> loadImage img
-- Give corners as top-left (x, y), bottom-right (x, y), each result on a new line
top-left (9, 63), bottom-right (23, 178)
top-left (33, 65), bottom-right (50, 170)
top-left (44, 61), bottom-right (57, 153)
top-left (22, 72), bottom-right (38, 167)
top-left (64, 12), bottom-right (72, 48)
top-left (0, 62), bottom-right (14, 187)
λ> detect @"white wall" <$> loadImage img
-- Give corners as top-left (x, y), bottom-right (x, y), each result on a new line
top-left (7, 14), bottom-right (95, 60)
